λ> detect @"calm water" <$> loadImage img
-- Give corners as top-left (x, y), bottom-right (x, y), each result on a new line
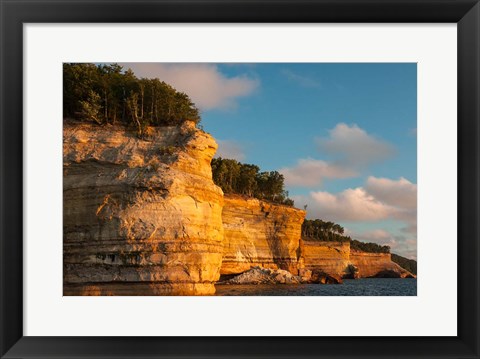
top-left (215, 278), bottom-right (417, 296)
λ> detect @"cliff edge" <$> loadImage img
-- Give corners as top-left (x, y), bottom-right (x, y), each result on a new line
top-left (63, 121), bottom-right (224, 295)
top-left (63, 120), bottom-right (413, 296)
top-left (221, 195), bottom-right (306, 276)
top-left (301, 240), bottom-right (415, 278)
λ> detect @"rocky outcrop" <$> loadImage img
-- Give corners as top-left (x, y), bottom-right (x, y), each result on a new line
top-left (63, 121), bottom-right (224, 295)
top-left (220, 266), bottom-right (301, 285)
top-left (63, 120), bottom-right (414, 296)
top-left (349, 251), bottom-right (414, 278)
top-left (220, 266), bottom-right (342, 285)
top-left (309, 269), bottom-right (343, 284)
top-left (302, 240), bottom-right (414, 279)
top-left (220, 195), bottom-right (306, 276)
top-left (301, 240), bottom-right (351, 278)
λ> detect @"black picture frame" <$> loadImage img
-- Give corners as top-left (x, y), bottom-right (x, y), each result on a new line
top-left (1, 1), bottom-right (479, 358)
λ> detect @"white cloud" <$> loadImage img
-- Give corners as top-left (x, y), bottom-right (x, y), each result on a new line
top-left (346, 228), bottom-right (399, 248)
top-left (293, 176), bottom-right (417, 258)
top-left (279, 124), bottom-right (396, 189)
top-left (279, 158), bottom-right (356, 187)
top-left (297, 176), bottom-right (416, 223)
top-left (345, 228), bottom-right (417, 260)
top-left (215, 140), bottom-right (246, 161)
top-left (119, 63), bottom-right (259, 111)
top-left (281, 69), bottom-right (320, 88)
top-left (365, 176), bottom-right (417, 210)
top-left (306, 187), bottom-right (396, 222)
top-left (317, 123), bottom-right (395, 167)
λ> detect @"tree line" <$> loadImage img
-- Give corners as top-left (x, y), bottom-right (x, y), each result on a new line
top-left (391, 253), bottom-right (417, 274)
top-left (211, 157), bottom-right (294, 206)
top-left (301, 219), bottom-right (347, 242)
top-left (63, 63), bottom-right (200, 135)
top-left (350, 239), bottom-right (390, 254)
top-left (211, 160), bottom-right (390, 254)
top-left (302, 219), bottom-right (391, 254)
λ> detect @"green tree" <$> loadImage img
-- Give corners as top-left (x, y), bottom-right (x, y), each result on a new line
top-left (79, 89), bottom-right (102, 124)
top-left (63, 63), bottom-right (101, 118)
top-left (211, 157), bottom-right (294, 206)
top-left (238, 164), bottom-right (259, 196)
top-left (63, 63), bottom-right (201, 129)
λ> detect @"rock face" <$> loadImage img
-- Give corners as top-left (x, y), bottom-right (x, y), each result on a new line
top-left (63, 120), bottom-right (414, 296)
top-left (302, 240), bottom-right (414, 279)
top-left (63, 121), bottom-right (224, 295)
top-left (301, 240), bottom-right (351, 278)
top-left (349, 251), bottom-right (414, 278)
top-left (220, 195), bottom-right (306, 276)
top-left (309, 269), bottom-right (343, 284)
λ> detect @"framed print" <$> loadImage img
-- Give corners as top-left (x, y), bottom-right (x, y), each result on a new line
top-left (1, 0), bottom-right (479, 358)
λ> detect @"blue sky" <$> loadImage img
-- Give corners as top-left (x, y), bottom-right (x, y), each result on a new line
top-left (122, 63), bottom-right (417, 259)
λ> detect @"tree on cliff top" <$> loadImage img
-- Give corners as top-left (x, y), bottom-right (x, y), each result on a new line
top-left (211, 157), bottom-right (294, 207)
top-left (302, 218), bottom-right (391, 254)
top-left (63, 63), bottom-right (201, 132)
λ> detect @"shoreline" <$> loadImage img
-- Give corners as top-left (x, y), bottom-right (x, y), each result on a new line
top-left (215, 278), bottom-right (417, 296)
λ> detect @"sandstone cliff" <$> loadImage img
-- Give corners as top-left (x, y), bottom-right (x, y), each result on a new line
top-left (221, 195), bottom-right (306, 276)
top-left (301, 240), bottom-right (414, 278)
top-left (63, 120), bottom-right (413, 296)
top-left (63, 121), bottom-right (224, 295)
top-left (349, 251), bottom-right (414, 278)
top-left (301, 240), bottom-right (351, 278)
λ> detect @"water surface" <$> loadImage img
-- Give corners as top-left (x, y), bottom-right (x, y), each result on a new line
top-left (215, 278), bottom-right (417, 296)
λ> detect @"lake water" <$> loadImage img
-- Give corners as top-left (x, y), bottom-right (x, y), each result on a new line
top-left (215, 278), bottom-right (417, 296)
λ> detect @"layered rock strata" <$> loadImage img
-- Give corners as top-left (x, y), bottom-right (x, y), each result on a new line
top-left (63, 120), bottom-right (414, 296)
top-left (301, 240), bottom-right (351, 278)
top-left (301, 240), bottom-right (414, 279)
top-left (349, 251), bottom-right (414, 278)
top-left (63, 121), bottom-right (224, 295)
top-left (220, 195), bottom-right (306, 276)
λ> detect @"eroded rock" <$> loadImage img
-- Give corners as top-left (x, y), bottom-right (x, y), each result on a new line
top-left (301, 240), bottom-right (351, 278)
top-left (221, 195), bottom-right (306, 276)
top-left (63, 121), bottom-right (224, 296)
top-left (301, 240), bottom-right (415, 279)
top-left (349, 251), bottom-right (414, 278)
top-left (309, 269), bottom-right (343, 284)
top-left (221, 266), bottom-right (301, 285)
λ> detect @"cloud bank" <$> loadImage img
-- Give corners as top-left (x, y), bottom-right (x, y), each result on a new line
top-left (296, 176), bottom-right (416, 223)
top-left (293, 176), bottom-right (417, 258)
top-left (345, 228), bottom-right (417, 260)
top-left (119, 63), bottom-right (259, 111)
top-left (308, 187), bottom-right (396, 222)
top-left (317, 123), bottom-right (395, 167)
top-left (364, 176), bottom-right (417, 211)
top-left (279, 158), bottom-right (356, 187)
top-left (280, 124), bottom-right (394, 187)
